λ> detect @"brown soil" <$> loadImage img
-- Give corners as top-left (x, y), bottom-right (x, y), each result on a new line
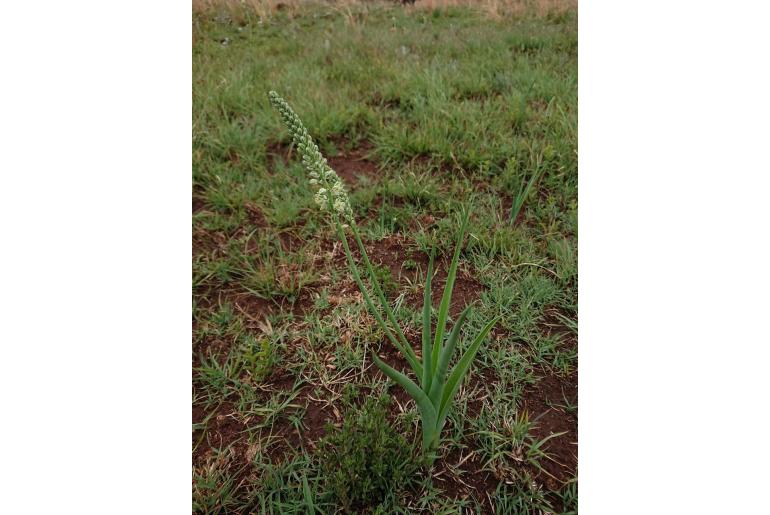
top-left (359, 234), bottom-right (485, 317)
top-left (192, 196), bottom-right (205, 214)
top-left (520, 370), bottom-right (578, 488)
top-left (301, 401), bottom-right (338, 444)
top-left (258, 388), bottom-right (336, 464)
top-left (265, 140), bottom-right (293, 168)
top-left (276, 230), bottom-right (304, 252)
top-left (327, 142), bottom-right (380, 187)
top-left (261, 415), bottom-right (303, 465)
top-left (432, 448), bottom-right (499, 511)
top-left (501, 194), bottom-right (527, 226)
top-left (540, 306), bottom-right (577, 347)
top-left (193, 185), bottom-right (207, 214)
top-left (192, 228), bottom-right (220, 258)
top-left (362, 234), bottom-right (418, 275)
top-left (227, 290), bottom-right (274, 325)
top-left (193, 402), bottom-right (247, 466)
top-left (244, 202), bottom-right (268, 228)
top-left (266, 139), bottom-right (380, 189)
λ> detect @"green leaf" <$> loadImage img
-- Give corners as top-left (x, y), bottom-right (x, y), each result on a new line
top-left (428, 305), bottom-right (471, 406)
top-left (421, 248), bottom-right (435, 391)
top-left (431, 210), bottom-right (470, 375)
top-left (437, 316), bottom-right (499, 427)
top-left (301, 473), bottom-right (315, 514)
top-left (510, 156), bottom-right (546, 223)
top-left (371, 353), bottom-right (437, 437)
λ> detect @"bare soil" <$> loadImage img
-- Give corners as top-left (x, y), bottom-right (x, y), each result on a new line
top-left (521, 369), bottom-right (578, 488)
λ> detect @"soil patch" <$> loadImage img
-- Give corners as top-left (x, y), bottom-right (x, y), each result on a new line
top-left (193, 402), bottom-right (248, 466)
top-left (520, 370), bottom-right (577, 488)
top-left (193, 196), bottom-right (206, 214)
top-left (265, 140), bottom-right (293, 169)
top-left (540, 307), bottom-right (577, 348)
top-left (501, 194), bottom-right (527, 226)
top-left (244, 202), bottom-right (268, 228)
top-left (301, 401), bottom-right (338, 445)
top-left (260, 386), bottom-right (342, 462)
top-left (226, 290), bottom-right (274, 326)
top-left (266, 139), bottom-right (380, 189)
top-left (277, 229), bottom-right (305, 252)
top-left (360, 234), bottom-right (485, 317)
top-left (193, 185), bottom-right (207, 214)
top-left (192, 225), bottom-right (231, 259)
top-left (327, 142), bottom-right (380, 188)
top-left (432, 448), bottom-right (498, 512)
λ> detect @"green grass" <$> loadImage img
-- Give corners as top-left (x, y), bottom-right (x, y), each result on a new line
top-left (193, 2), bottom-right (576, 513)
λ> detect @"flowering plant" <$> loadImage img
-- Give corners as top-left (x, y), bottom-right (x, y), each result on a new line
top-left (268, 91), bottom-right (498, 464)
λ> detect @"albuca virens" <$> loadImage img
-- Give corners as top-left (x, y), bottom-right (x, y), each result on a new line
top-left (268, 91), bottom-right (498, 465)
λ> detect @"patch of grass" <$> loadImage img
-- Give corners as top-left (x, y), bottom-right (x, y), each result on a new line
top-left (192, 455), bottom-right (246, 514)
top-left (474, 406), bottom-right (561, 481)
top-left (556, 478), bottom-right (579, 514)
top-left (371, 263), bottom-right (399, 297)
top-left (492, 478), bottom-right (555, 514)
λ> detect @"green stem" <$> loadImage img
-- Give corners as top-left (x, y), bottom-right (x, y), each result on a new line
top-left (349, 223), bottom-right (419, 366)
top-left (423, 425), bottom-right (440, 466)
top-left (334, 218), bottom-right (423, 378)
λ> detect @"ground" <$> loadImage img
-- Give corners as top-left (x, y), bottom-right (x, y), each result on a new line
top-left (193, 1), bottom-right (577, 513)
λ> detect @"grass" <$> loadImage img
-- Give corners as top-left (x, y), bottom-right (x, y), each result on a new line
top-left (193, 1), bottom-right (576, 512)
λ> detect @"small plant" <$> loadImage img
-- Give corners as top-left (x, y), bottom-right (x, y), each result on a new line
top-left (371, 263), bottom-right (398, 296)
top-left (238, 334), bottom-right (276, 381)
top-left (269, 91), bottom-right (499, 464)
top-left (317, 393), bottom-right (417, 511)
top-left (402, 258), bottom-right (418, 271)
top-left (509, 156), bottom-right (546, 224)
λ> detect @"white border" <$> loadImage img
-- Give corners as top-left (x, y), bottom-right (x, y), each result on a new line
top-left (580, 1), bottom-right (770, 513)
top-left (1, 0), bottom-right (769, 512)
top-left (0, 1), bottom-right (191, 512)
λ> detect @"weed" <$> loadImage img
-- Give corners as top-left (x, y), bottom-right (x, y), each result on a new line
top-left (238, 334), bottom-right (277, 381)
top-left (317, 394), bottom-right (418, 511)
top-left (509, 155), bottom-right (546, 224)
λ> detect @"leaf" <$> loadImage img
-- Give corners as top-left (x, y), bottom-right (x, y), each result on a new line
top-left (301, 473), bottom-right (315, 514)
top-left (431, 210), bottom-right (470, 375)
top-left (371, 353), bottom-right (437, 435)
top-left (421, 247), bottom-right (435, 391)
top-left (437, 316), bottom-right (499, 427)
top-left (428, 305), bottom-right (471, 406)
